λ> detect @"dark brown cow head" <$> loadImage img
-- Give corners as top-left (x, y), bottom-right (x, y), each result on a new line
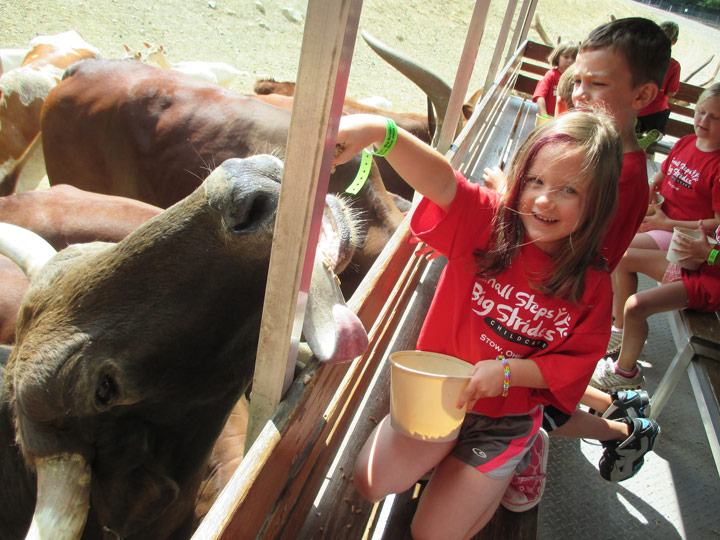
top-left (0, 155), bottom-right (366, 539)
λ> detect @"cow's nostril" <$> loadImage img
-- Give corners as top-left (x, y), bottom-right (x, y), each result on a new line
top-left (231, 193), bottom-right (273, 234)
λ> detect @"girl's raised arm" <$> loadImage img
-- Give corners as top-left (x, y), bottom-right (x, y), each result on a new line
top-left (334, 114), bottom-right (458, 212)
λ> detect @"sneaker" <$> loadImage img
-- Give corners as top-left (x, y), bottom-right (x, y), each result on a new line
top-left (602, 390), bottom-right (651, 420)
top-left (589, 358), bottom-right (645, 392)
top-left (501, 428), bottom-right (549, 512)
top-left (638, 129), bottom-right (661, 150)
top-left (599, 417), bottom-right (660, 481)
top-left (606, 329), bottom-right (623, 355)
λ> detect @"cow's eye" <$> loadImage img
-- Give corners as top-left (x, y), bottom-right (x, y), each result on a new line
top-left (96, 373), bottom-right (118, 406)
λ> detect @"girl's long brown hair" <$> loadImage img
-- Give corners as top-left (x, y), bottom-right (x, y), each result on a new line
top-left (474, 111), bottom-right (622, 303)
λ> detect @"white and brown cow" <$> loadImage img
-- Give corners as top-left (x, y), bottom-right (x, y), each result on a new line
top-left (0, 30), bottom-right (100, 194)
top-left (0, 155), bottom-right (367, 539)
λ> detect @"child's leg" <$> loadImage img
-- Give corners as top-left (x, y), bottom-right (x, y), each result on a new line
top-left (579, 385), bottom-right (613, 412)
top-left (616, 281), bottom-right (688, 372)
top-left (411, 455), bottom-right (511, 540)
top-left (612, 246), bottom-right (668, 327)
top-left (548, 408), bottom-right (629, 440)
top-left (352, 415), bottom-right (455, 502)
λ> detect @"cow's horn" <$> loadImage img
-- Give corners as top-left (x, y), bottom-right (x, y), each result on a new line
top-left (361, 30), bottom-right (452, 132)
top-left (303, 253), bottom-right (368, 365)
top-left (26, 453), bottom-right (91, 540)
top-left (0, 222), bottom-right (56, 280)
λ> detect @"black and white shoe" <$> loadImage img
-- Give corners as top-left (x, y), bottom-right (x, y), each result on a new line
top-left (603, 390), bottom-right (651, 420)
top-left (599, 417), bottom-right (660, 482)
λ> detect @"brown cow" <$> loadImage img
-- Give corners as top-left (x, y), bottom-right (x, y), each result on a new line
top-left (0, 30), bottom-right (100, 194)
top-left (0, 256), bottom-right (28, 343)
top-left (39, 58), bottom-right (411, 295)
top-left (0, 155), bottom-right (367, 539)
top-left (0, 184), bottom-right (163, 343)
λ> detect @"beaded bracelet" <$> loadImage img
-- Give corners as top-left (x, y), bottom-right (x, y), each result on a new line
top-left (709, 248), bottom-right (719, 265)
top-left (498, 355), bottom-right (510, 398)
top-left (373, 118), bottom-right (398, 157)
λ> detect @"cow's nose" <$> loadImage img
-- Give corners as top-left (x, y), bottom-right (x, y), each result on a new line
top-left (205, 157), bottom-right (281, 235)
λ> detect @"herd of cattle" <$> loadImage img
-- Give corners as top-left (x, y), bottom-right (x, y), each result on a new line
top-left (0, 29), bottom-right (475, 539)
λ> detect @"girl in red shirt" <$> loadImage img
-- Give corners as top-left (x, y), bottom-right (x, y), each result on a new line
top-left (532, 41), bottom-right (578, 118)
top-left (333, 110), bottom-right (621, 539)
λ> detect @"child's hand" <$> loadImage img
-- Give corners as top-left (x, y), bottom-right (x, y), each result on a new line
top-left (482, 166), bottom-right (507, 194)
top-left (456, 360), bottom-right (504, 410)
top-left (333, 114), bottom-right (388, 166)
top-left (639, 205), bottom-right (669, 232)
top-left (674, 220), bottom-right (714, 266)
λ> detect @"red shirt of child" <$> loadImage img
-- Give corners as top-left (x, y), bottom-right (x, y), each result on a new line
top-left (639, 58), bottom-right (681, 117)
top-left (532, 68), bottom-right (562, 117)
top-left (659, 134), bottom-right (720, 221)
top-left (601, 150), bottom-right (650, 271)
top-left (411, 173), bottom-right (612, 417)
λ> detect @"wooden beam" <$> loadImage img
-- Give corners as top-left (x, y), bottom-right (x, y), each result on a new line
top-left (246, 0), bottom-right (364, 449)
top-left (505, 0), bottom-right (533, 65)
top-left (436, 0), bottom-right (491, 154)
top-left (482, 0), bottom-right (518, 96)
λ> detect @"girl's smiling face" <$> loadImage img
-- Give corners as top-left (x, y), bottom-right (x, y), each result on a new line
top-left (518, 142), bottom-right (588, 255)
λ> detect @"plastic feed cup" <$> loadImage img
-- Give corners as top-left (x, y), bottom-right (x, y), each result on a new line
top-left (666, 226), bottom-right (703, 270)
top-left (646, 193), bottom-right (664, 216)
top-left (389, 351), bottom-right (472, 442)
top-left (535, 113), bottom-right (551, 128)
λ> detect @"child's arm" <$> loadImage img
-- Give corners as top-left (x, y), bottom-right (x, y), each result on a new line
top-left (482, 166), bottom-right (507, 193)
top-left (536, 97), bottom-right (548, 117)
top-left (456, 358), bottom-right (547, 409)
top-left (641, 209), bottom-right (720, 234)
top-left (334, 114), bottom-right (457, 211)
top-left (648, 171), bottom-right (666, 202)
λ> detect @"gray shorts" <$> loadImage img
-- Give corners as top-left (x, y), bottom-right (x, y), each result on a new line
top-left (450, 406), bottom-right (543, 479)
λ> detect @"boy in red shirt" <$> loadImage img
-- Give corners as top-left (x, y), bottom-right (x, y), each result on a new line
top-left (636, 21), bottom-right (681, 144)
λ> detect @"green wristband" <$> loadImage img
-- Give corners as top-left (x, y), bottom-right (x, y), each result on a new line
top-left (373, 118), bottom-right (397, 157)
top-left (345, 149), bottom-right (373, 195)
top-left (709, 249), bottom-right (719, 265)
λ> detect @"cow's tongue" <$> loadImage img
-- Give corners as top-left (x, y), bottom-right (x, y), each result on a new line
top-left (303, 254), bottom-right (368, 364)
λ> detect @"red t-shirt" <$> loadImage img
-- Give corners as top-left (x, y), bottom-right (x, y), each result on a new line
top-left (659, 135), bottom-right (720, 221)
top-left (410, 174), bottom-right (612, 417)
top-left (601, 151), bottom-right (649, 271)
top-left (532, 68), bottom-right (562, 117)
top-left (639, 58), bottom-right (681, 117)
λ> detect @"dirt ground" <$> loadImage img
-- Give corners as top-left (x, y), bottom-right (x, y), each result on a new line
top-left (3, 0), bottom-right (719, 114)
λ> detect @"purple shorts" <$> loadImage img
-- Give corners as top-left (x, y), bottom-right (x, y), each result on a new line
top-left (450, 406), bottom-right (543, 479)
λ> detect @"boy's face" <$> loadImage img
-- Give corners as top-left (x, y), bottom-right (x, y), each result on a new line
top-left (571, 48), bottom-right (644, 125)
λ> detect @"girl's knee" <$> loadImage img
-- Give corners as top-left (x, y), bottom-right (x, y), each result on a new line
top-left (351, 459), bottom-right (386, 503)
top-left (624, 293), bottom-right (649, 320)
